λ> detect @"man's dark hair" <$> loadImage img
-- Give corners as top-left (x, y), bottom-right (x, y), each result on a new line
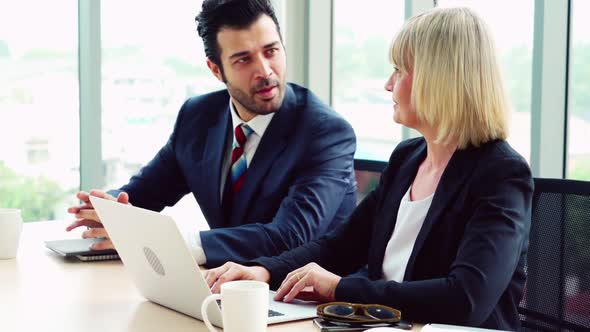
top-left (195, 0), bottom-right (282, 69)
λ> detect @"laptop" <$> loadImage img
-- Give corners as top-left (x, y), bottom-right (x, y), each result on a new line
top-left (45, 238), bottom-right (120, 261)
top-left (89, 196), bottom-right (317, 327)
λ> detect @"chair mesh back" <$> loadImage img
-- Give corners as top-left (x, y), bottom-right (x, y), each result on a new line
top-left (354, 159), bottom-right (387, 205)
top-left (520, 178), bottom-right (590, 332)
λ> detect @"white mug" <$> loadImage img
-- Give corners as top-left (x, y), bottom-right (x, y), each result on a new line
top-left (201, 280), bottom-right (269, 332)
top-left (0, 209), bottom-right (23, 259)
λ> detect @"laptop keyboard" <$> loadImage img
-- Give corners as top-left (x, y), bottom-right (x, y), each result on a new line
top-left (268, 309), bottom-right (285, 317)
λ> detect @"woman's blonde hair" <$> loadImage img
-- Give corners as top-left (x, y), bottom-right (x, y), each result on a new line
top-left (390, 7), bottom-right (509, 148)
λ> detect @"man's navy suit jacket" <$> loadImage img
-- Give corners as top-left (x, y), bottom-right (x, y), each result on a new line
top-left (253, 138), bottom-right (533, 331)
top-left (113, 83), bottom-right (357, 267)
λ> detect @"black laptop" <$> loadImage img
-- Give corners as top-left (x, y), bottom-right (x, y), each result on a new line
top-left (45, 238), bottom-right (119, 261)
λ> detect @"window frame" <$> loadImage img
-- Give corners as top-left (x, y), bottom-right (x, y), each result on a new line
top-left (77, 0), bottom-right (578, 190)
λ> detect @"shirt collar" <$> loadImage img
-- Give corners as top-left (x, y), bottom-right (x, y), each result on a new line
top-left (229, 100), bottom-right (275, 138)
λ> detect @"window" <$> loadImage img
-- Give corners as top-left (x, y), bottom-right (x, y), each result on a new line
top-left (332, 0), bottom-right (405, 161)
top-left (0, 1), bottom-right (79, 222)
top-left (101, 0), bottom-right (221, 225)
top-left (437, 0), bottom-right (535, 162)
top-left (567, 0), bottom-right (590, 180)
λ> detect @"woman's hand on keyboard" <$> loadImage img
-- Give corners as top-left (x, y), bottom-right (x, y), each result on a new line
top-left (204, 262), bottom-right (271, 293)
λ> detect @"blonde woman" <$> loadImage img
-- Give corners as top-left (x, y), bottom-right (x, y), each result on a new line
top-left (204, 7), bottom-right (533, 330)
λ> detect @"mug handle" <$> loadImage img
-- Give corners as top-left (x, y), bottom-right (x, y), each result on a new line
top-left (201, 293), bottom-right (222, 332)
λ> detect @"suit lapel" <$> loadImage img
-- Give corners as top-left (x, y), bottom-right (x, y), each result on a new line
top-left (228, 86), bottom-right (297, 226)
top-left (200, 105), bottom-right (232, 229)
top-left (371, 141), bottom-right (427, 275)
top-left (402, 146), bottom-right (479, 280)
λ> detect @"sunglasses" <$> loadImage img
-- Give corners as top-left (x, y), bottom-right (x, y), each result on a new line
top-left (316, 302), bottom-right (401, 324)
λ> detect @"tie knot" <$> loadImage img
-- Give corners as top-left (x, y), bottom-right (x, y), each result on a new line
top-left (234, 124), bottom-right (253, 147)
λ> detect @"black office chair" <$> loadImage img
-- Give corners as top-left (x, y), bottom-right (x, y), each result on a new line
top-left (353, 159), bottom-right (387, 205)
top-left (348, 159), bottom-right (388, 278)
top-left (519, 178), bottom-right (590, 332)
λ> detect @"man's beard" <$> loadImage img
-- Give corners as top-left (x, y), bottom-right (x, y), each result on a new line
top-left (226, 77), bottom-right (284, 115)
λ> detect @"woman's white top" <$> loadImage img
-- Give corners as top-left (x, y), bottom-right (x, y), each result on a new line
top-left (382, 186), bottom-right (434, 282)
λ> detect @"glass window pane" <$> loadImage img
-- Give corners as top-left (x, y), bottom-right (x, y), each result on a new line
top-left (101, 0), bottom-right (221, 224)
top-left (0, 1), bottom-right (79, 222)
top-left (332, 0), bottom-right (405, 161)
top-left (567, 0), bottom-right (590, 180)
top-left (438, 0), bottom-right (534, 162)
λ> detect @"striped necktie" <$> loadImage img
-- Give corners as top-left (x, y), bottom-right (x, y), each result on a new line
top-left (230, 124), bottom-right (253, 193)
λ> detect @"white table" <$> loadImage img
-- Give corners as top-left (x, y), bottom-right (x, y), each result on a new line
top-left (0, 221), bottom-right (421, 332)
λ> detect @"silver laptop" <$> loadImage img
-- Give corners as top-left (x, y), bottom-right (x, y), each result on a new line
top-left (89, 196), bottom-right (317, 327)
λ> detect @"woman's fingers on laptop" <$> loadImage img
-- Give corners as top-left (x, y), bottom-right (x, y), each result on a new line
top-left (275, 263), bottom-right (340, 303)
top-left (275, 266), bottom-right (306, 301)
top-left (278, 272), bottom-right (310, 303)
top-left (65, 219), bottom-right (102, 231)
top-left (206, 262), bottom-right (237, 292)
top-left (204, 262), bottom-right (229, 287)
top-left (206, 262), bottom-right (265, 293)
top-left (278, 264), bottom-right (311, 293)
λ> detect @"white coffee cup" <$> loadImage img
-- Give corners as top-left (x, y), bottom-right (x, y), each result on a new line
top-left (201, 280), bottom-right (269, 332)
top-left (0, 209), bottom-right (23, 259)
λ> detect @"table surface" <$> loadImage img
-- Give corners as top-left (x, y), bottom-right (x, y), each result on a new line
top-left (0, 220), bottom-right (422, 332)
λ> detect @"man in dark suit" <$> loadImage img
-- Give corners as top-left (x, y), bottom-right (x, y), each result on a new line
top-left (66, 0), bottom-right (356, 268)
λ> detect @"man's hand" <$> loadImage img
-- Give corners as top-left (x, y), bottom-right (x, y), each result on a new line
top-left (274, 263), bottom-right (341, 303)
top-left (65, 189), bottom-right (129, 250)
top-left (204, 262), bottom-right (271, 294)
